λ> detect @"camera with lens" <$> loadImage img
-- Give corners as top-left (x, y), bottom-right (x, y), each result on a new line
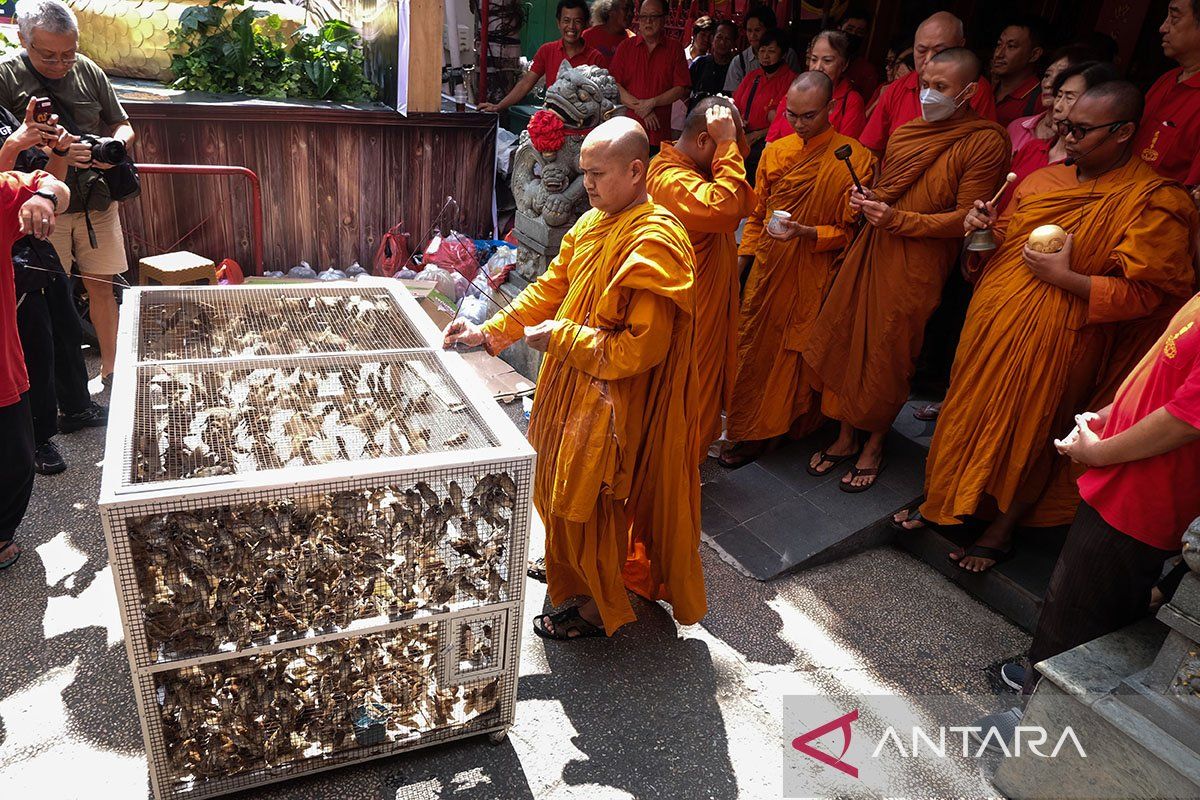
top-left (79, 133), bottom-right (126, 165)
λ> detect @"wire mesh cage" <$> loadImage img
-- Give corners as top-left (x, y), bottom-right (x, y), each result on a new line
top-left (104, 460), bottom-right (531, 669)
top-left (134, 613), bottom-right (516, 800)
top-left (101, 281), bottom-right (536, 800)
top-left (123, 352), bottom-right (499, 488)
top-left (133, 283), bottom-right (434, 361)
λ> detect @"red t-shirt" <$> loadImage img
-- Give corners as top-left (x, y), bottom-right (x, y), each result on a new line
top-left (1078, 293), bottom-right (1200, 550)
top-left (997, 137), bottom-right (1059, 211)
top-left (1135, 67), bottom-right (1200, 186)
top-left (1, 171), bottom-right (45, 407)
top-left (859, 70), bottom-right (998, 152)
top-left (733, 66), bottom-right (796, 133)
top-left (993, 72), bottom-right (1045, 129)
top-left (608, 35), bottom-right (691, 145)
top-left (530, 40), bottom-right (606, 87)
top-left (766, 77), bottom-right (866, 142)
top-left (582, 25), bottom-right (634, 63)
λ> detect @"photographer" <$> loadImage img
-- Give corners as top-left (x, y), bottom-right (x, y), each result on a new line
top-left (2, 98), bottom-right (108, 475)
top-left (0, 163), bottom-right (70, 572)
top-left (0, 0), bottom-right (137, 388)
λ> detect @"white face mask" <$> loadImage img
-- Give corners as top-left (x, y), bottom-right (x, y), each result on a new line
top-left (920, 83), bottom-right (973, 122)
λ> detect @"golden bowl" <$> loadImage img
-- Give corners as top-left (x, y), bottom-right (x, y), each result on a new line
top-left (1027, 224), bottom-right (1067, 254)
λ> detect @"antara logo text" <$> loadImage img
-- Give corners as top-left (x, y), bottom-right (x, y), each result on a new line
top-left (792, 708), bottom-right (1087, 778)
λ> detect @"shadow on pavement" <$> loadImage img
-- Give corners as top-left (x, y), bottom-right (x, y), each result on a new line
top-left (520, 594), bottom-right (739, 800)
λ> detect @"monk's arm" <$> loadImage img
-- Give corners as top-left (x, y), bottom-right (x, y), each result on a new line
top-left (481, 232), bottom-right (575, 353)
top-left (885, 142), bottom-right (1010, 239)
top-left (1088, 194), bottom-right (1199, 324)
top-left (817, 156), bottom-right (877, 253)
top-left (737, 155), bottom-right (771, 257)
top-left (662, 142), bottom-right (754, 231)
top-left (546, 289), bottom-right (674, 380)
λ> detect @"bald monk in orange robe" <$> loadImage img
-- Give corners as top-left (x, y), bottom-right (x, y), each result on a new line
top-left (646, 96), bottom-right (755, 457)
top-left (906, 83), bottom-right (1198, 571)
top-left (720, 71), bottom-right (877, 466)
top-left (444, 117), bottom-right (705, 638)
top-left (803, 48), bottom-right (1010, 491)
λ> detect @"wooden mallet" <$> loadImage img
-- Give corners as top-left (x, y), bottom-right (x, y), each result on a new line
top-left (834, 144), bottom-right (865, 194)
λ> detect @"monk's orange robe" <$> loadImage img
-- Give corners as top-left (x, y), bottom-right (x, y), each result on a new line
top-left (727, 127), bottom-right (876, 442)
top-left (921, 159), bottom-right (1198, 527)
top-left (646, 139), bottom-right (755, 452)
top-left (480, 201), bottom-right (706, 634)
top-left (803, 115), bottom-right (1010, 433)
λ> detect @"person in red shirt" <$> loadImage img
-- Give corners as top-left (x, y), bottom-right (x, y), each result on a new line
top-left (766, 29), bottom-right (866, 142)
top-left (609, 0), bottom-right (691, 148)
top-left (480, 0), bottom-right (604, 113)
top-left (582, 0), bottom-right (634, 63)
top-left (990, 17), bottom-right (1047, 128)
top-left (838, 5), bottom-right (881, 100)
top-left (0, 167), bottom-right (71, 571)
top-left (733, 30), bottom-right (796, 144)
top-left (859, 11), bottom-right (997, 155)
top-left (1135, 0), bottom-right (1200, 186)
top-left (991, 292), bottom-right (1200, 710)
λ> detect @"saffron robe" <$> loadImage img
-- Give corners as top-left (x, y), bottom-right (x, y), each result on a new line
top-left (727, 127), bottom-right (876, 442)
top-left (803, 114), bottom-right (1010, 433)
top-left (646, 139), bottom-right (755, 451)
top-left (921, 160), bottom-right (1198, 526)
top-left (480, 201), bottom-right (706, 633)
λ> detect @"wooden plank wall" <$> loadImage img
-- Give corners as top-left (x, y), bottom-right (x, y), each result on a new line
top-left (119, 103), bottom-right (496, 275)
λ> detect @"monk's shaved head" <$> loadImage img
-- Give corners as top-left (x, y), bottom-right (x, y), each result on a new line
top-left (585, 115), bottom-right (650, 164)
top-left (580, 117), bottom-right (650, 213)
top-left (913, 10), bottom-right (966, 72)
top-left (681, 95), bottom-right (740, 137)
top-left (790, 70), bottom-right (833, 104)
top-left (917, 11), bottom-right (965, 43)
top-left (1078, 80), bottom-right (1145, 123)
top-left (929, 46), bottom-right (982, 83)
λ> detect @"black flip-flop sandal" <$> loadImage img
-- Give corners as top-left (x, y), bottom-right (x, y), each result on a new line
top-left (527, 557), bottom-right (547, 583)
top-left (533, 606), bottom-right (606, 640)
top-left (839, 461), bottom-right (887, 493)
top-left (890, 504), bottom-right (929, 531)
top-left (953, 544), bottom-right (1014, 573)
top-left (807, 448), bottom-right (860, 477)
top-left (913, 403), bottom-right (941, 421)
top-left (718, 441), bottom-right (765, 469)
top-left (0, 541), bottom-right (21, 570)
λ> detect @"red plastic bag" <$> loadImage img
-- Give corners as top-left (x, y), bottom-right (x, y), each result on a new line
top-left (373, 222), bottom-right (412, 278)
top-left (425, 231), bottom-right (478, 283)
top-left (216, 258), bottom-right (244, 284)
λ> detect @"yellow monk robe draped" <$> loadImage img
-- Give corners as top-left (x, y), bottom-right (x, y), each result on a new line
top-left (727, 127), bottom-right (877, 442)
top-left (646, 139), bottom-right (755, 452)
top-left (480, 201), bottom-right (706, 634)
top-left (922, 160), bottom-right (1197, 527)
top-left (803, 115), bottom-right (1010, 433)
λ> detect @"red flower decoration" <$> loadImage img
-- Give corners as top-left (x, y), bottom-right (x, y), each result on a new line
top-left (528, 109), bottom-right (566, 152)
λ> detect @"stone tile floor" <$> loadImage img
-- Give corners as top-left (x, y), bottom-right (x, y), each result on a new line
top-left (0, 356), bottom-right (1031, 799)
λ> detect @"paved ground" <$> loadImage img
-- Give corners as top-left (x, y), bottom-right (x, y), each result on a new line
top-left (0, 353), bottom-right (1030, 800)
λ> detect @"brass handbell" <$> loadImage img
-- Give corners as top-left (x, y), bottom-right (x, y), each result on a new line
top-left (964, 172), bottom-right (1018, 253)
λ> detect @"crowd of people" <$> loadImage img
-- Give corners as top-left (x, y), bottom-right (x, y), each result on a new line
top-left (1, 0), bottom-right (134, 570)
top-left (457, 0), bottom-right (1200, 743)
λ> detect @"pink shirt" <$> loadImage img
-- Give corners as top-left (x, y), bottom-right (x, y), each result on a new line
top-left (1007, 111), bottom-right (1047, 155)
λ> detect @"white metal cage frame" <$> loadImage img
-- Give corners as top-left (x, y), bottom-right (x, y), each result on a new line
top-left (100, 280), bottom-right (535, 800)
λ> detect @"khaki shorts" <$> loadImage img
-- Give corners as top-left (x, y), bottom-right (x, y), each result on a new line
top-left (48, 202), bottom-right (129, 277)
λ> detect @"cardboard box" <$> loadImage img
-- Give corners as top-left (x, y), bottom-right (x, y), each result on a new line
top-left (399, 280), bottom-right (457, 330)
top-left (459, 350), bottom-right (536, 403)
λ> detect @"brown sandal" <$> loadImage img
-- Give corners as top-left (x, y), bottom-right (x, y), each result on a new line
top-left (839, 460), bottom-right (887, 493)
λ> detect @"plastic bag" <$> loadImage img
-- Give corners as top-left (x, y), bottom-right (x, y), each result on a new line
top-left (373, 221), bottom-right (412, 277)
top-left (418, 264), bottom-right (459, 300)
top-left (496, 128), bottom-right (518, 178)
top-left (425, 230), bottom-right (478, 283)
top-left (458, 294), bottom-right (490, 326)
top-left (482, 244), bottom-right (518, 289)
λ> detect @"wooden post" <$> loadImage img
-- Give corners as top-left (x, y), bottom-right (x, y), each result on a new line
top-left (408, 0), bottom-right (444, 112)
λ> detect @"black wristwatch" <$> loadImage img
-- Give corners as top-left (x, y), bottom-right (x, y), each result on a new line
top-left (33, 189), bottom-right (58, 209)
